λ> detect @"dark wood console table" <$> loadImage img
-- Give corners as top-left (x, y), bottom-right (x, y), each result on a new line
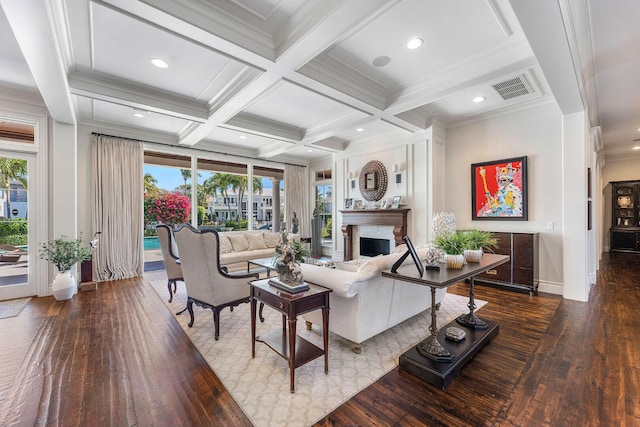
top-left (382, 253), bottom-right (509, 389)
top-left (249, 279), bottom-right (331, 393)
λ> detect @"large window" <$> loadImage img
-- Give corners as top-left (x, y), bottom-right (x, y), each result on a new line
top-left (314, 169), bottom-right (332, 246)
top-left (252, 166), bottom-right (283, 231)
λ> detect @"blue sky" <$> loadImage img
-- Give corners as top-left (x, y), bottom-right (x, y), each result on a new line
top-left (144, 165), bottom-right (274, 192)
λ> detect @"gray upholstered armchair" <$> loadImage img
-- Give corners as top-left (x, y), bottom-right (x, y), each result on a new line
top-left (156, 224), bottom-right (183, 303)
top-left (173, 224), bottom-right (259, 340)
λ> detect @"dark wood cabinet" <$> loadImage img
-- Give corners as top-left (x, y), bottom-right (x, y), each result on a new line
top-left (474, 231), bottom-right (538, 294)
top-left (610, 181), bottom-right (640, 253)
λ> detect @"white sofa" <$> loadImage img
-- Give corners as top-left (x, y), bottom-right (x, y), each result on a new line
top-left (217, 230), bottom-right (299, 272)
top-left (300, 246), bottom-right (447, 353)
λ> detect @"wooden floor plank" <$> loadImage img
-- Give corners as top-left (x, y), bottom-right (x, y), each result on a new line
top-left (0, 252), bottom-right (637, 425)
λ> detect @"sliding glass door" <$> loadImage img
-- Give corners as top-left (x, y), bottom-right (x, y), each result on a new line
top-left (0, 151), bottom-right (36, 300)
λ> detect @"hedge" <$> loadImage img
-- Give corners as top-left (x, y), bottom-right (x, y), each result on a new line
top-left (0, 220), bottom-right (27, 238)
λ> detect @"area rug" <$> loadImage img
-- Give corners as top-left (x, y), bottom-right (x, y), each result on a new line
top-left (0, 297), bottom-right (31, 320)
top-left (148, 279), bottom-right (486, 427)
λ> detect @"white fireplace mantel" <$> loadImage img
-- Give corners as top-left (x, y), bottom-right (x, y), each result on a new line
top-left (340, 208), bottom-right (410, 261)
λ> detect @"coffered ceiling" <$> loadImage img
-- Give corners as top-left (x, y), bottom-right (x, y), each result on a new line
top-left (1, 0), bottom-right (636, 162)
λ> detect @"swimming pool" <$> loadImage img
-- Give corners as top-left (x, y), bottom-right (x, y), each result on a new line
top-left (144, 236), bottom-right (159, 251)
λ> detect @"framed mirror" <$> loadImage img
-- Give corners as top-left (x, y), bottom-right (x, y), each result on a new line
top-left (358, 160), bottom-right (388, 201)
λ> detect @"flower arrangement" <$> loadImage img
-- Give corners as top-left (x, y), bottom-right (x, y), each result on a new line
top-left (39, 235), bottom-right (91, 272)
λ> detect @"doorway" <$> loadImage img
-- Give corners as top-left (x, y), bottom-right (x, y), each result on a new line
top-left (0, 152), bottom-right (36, 300)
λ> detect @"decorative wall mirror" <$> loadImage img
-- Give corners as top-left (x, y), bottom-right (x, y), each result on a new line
top-left (359, 160), bottom-right (388, 201)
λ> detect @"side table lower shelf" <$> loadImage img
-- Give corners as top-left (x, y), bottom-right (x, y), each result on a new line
top-left (399, 319), bottom-right (499, 389)
top-left (257, 329), bottom-right (325, 368)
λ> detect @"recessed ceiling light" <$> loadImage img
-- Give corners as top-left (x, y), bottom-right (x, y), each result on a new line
top-left (406, 38), bottom-right (423, 49)
top-left (151, 58), bottom-right (169, 69)
top-left (356, 128), bottom-right (364, 132)
top-left (307, 149), bottom-right (313, 153)
top-left (473, 96), bottom-right (486, 103)
top-left (372, 56), bottom-right (391, 67)
top-left (132, 112), bottom-right (144, 118)
top-left (239, 135), bottom-right (246, 139)
top-left (633, 146), bottom-right (640, 150)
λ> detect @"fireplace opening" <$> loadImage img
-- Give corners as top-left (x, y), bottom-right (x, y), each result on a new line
top-left (359, 237), bottom-right (390, 257)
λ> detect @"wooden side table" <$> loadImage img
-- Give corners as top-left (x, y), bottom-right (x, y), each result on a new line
top-left (249, 278), bottom-right (331, 393)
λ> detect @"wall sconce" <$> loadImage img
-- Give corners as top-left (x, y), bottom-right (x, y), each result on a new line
top-left (348, 172), bottom-right (356, 189)
top-left (392, 164), bottom-right (402, 184)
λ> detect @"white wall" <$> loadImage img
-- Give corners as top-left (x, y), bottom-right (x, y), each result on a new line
top-left (445, 102), bottom-right (564, 292)
top-left (600, 156), bottom-right (640, 250)
top-left (333, 139), bottom-right (418, 259)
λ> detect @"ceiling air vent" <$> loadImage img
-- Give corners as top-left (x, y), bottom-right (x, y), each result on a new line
top-left (492, 74), bottom-right (534, 101)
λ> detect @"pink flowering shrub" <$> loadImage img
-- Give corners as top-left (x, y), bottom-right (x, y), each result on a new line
top-left (144, 192), bottom-right (190, 228)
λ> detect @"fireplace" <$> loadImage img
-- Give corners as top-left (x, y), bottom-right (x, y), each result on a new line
top-left (340, 208), bottom-right (410, 260)
top-left (359, 237), bottom-right (391, 257)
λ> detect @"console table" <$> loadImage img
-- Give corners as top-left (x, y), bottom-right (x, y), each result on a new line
top-left (249, 279), bottom-right (331, 393)
top-left (382, 253), bottom-right (509, 389)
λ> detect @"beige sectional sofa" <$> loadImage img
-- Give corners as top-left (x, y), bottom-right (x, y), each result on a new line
top-left (300, 245), bottom-right (447, 353)
top-left (217, 230), bottom-right (299, 272)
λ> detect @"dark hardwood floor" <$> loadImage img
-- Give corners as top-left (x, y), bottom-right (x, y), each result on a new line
top-left (0, 253), bottom-right (638, 426)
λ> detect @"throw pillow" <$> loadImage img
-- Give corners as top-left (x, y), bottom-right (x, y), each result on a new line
top-left (393, 244), bottom-right (407, 254)
top-left (218, 234), bottom-right (233, 254)
top-left (263, 232), bottom-right (282, 248)
top-left (228, 234), bottom-right (249, 252)
top-left (335, 262), bottom-right (359, 272)
top-left (246, 233), bottom-right (267, 251)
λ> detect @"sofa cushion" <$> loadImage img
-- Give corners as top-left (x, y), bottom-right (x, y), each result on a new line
top-left (228, 234), bottom-right (249, 252)
top-left (263, 232), bottom-right (281, 248)
top-left (335, 258), bottom-right (367, 272)
top-left (246, 233), bottom-right (267, 251)
top-left (220, 248), bottom-right (275, 266)
top-left (218, 234), bottom-right (233, 254)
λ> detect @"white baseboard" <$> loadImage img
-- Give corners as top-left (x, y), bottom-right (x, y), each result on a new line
top-left (537, 280), bottom-right (563, 295)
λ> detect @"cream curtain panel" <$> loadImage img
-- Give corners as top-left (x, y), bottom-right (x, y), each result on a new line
top-left (92, 135), bottom-right (143, 281)
top-left (284, 165), bottom-right (308, 237)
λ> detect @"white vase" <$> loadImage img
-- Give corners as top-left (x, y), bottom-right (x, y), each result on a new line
top-left (52, 270), bottom-right (76, 300)
top-left (444, 254), bottom-right (465, 269)
top-left (463, 249), bottom-right (483, 263)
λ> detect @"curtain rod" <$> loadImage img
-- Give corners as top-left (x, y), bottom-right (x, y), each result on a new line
top-left (91, 132), bottom-right (307, 168)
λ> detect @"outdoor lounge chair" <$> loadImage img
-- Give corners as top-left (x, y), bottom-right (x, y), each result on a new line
top-left (0, 244), bottom-right (28, 263)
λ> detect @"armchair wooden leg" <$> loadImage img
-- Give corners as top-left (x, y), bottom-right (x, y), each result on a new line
top-left (167, 279), bottom-right (174, 303)
top-left (187, 300), bottom-right (195, 327)
top-left (213, 309), bottom-right (221, 340)
top-left (259, 303), bottom-right (265, 322)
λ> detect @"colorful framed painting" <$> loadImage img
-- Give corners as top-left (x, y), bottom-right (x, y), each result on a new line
top-left (471, 156), bottom-right (528, 220)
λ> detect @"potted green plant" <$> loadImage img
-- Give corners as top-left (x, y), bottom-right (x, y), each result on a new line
top-left (461, 229), bottom-right (498, 263)
top-left (433, 231), bottom-right (466, 269)
top-left (39, 235), bottom-right (91, 300)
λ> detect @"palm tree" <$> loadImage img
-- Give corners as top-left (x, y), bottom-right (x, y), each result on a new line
top-left (143, 173), bottom-right (161, 197)
top-left (233, 175), bottom-right (263, 220)
top-left (0, 158), bottom-right (27, 220)
top-left (207, 173), bottom-right (234, 222)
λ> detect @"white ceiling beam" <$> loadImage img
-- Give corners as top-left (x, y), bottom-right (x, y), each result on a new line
top-left (509, 0), bottom-right (584, 115)
top-left (68, 70), bottom-right (209, 122)
top-left (1, 0), bottom-right (76, 124)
